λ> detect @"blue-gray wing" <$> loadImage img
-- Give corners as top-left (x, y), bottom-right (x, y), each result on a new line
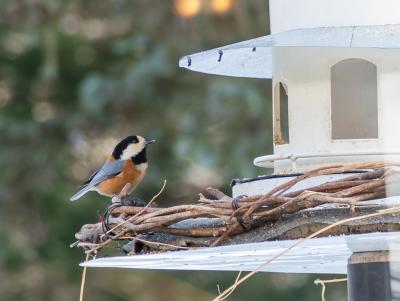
top-left (79, 169), bottom-right (100, 187)
top-left (69, 160), bottom-right (125, 201)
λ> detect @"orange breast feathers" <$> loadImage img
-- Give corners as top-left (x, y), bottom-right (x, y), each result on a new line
top-left (97, 160), bottom-right (148, 196)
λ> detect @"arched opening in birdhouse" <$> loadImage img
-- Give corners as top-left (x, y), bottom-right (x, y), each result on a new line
top-left (273, 82), bottom-right (289, 145)
top-left (331, 58), bottom-right (378, 140)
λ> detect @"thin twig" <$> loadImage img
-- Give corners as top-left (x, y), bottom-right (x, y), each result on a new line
top-left (314, 278), bottom-right (347, 301)
top-left (79, 253), bottom-right (91, 301)
top-left (218, 271), bottom-right (243, 301)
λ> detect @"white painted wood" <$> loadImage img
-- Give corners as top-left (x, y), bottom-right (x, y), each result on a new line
top-left (177, 1), bottom-right (400, 198)
top-left (253, 150), bottom-right (400, 170)
top-left (269, 0), bottom-right (400, 34)
top-left (179, 38), bottom-right (273, 79)
top-left (268, 47), bottom-right (400, 172)
top-left (81, 232), bottom-right (400, 274)
top-left (178, 24), bottom-right (400, 79)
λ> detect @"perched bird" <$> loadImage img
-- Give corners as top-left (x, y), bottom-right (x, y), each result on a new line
top-left (70, 135), bottom-right (155, 201)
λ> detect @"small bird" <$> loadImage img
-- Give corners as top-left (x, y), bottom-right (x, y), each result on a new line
top-left (70, 135), bottom-right (155, 201)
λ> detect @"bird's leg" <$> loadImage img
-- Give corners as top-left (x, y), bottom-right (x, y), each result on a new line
top-left (111, 183), bottom-right (133, 204)
top-left (111, 192), bottom-right (122, 204)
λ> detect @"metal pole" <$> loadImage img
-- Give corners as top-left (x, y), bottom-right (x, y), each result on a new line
top-left (347, 251), bottom-right (392, 301)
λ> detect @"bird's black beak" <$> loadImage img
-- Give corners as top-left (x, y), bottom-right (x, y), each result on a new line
top-left (145, 139), bottom-right (156, 145)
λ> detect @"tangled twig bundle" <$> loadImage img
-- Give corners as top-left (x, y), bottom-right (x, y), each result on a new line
top-left (73, 161), bottom-right (400, 255)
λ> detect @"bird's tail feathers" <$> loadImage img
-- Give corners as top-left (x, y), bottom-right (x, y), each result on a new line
top-left (69, 185), bottom-right (92, 202)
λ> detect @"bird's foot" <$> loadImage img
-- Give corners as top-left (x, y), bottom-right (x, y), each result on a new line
top-left (231, 195), bottom-right (251, 231)
top-left (231, 194), bottom-right (247, 211)
top-left (102, 202), bottom-right (124, 238)
top-left (111, 192), bottom-right (123, 204)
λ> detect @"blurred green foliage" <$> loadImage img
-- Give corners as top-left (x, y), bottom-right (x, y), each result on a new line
top-left (0, 0), bottom-right (346, 300)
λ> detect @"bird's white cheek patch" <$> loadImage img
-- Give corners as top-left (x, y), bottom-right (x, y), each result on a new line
top-left (121, 143), bottom-right (144, 160)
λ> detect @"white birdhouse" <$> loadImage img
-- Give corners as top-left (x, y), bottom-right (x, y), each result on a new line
top-left (180, 0), bottom-right (400, 176)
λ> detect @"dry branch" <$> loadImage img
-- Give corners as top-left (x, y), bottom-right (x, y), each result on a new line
top-left (73, 161), bottom-right (400, 255)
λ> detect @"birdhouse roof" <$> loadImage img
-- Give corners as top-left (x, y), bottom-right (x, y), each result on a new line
top-left (179, 24), bottom-right (400, 79)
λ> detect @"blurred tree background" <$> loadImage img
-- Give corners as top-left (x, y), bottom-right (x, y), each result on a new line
top-left (0, 0), bottom-right (347, 300)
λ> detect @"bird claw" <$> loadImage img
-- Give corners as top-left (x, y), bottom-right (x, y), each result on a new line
top-left (231, 194), bottom-right (248, 210)
top-left (231, 195), bottom-right (251, 232)
top-left (111, 193), bottom-right (123, 203)
top-left (102, 202), bottom-right (123, 238)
